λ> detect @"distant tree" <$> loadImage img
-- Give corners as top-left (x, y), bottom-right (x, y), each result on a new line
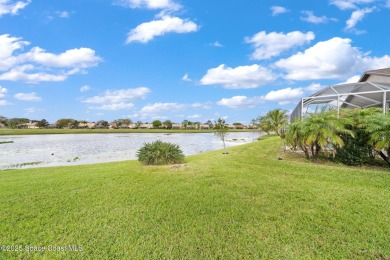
top-left (96, 120), bottom-right (109, 128)
top-left (0, 115), bottom-right (7, 124)
top-left (214, 118), bottom-right (229, 154)
top-left (152, 120), bottom-right (162, 129)
top-left (205, 120), bottom-right (214, 129)
top-left (55, 118), bottom-right (75, 129)
top-left (163, 120), bottom-right (173, 129)
top-left (135, 121), bottom-right (143, 129)
top-left (182, 120), bottom-right (190, 129)
top-left (37, 119), bottom-right (49, 128)
top-left (193, 121), bottom-right (201, 129)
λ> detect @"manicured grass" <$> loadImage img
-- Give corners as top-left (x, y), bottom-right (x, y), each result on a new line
top-left (0, 136), bottom-right (389, 259)
top-left (0, 128), bottom-right (254, 135)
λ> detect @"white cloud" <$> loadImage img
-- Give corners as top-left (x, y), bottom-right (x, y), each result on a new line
top-left (14, 92), bottom-right (42, 101)
top-left (200, 64), bottom-right (276, 89)
top-left (210, 41), bottom-right (223, 47)
top-left (0, 0), bottom-right (30, 17)
top-left (270, 6), bottom-right (289, 16)
top-left (187, 114), bottom-right (201, 119)
top-left (301, 11), bottom-right (337, 24)
top-left (83, 87), bottom-right (150, 104)
top-left (275, 37), bottom-right (390, 80)
top-left (345, 7), bottom-right (374, 31)
top-left (345, 75), bottom-right (361, 83)
top-left (57, 11), bottom-right (70, 18)
top-left (80, 85), bottom-right (91, 92)
top-left (386, 0), bottom-right (390, 8)
top-left (0, 100), bottom-right (11, 105)
top-left (0, 86), bottom-right (6, 98)
top-left (115, 0), bottom-right (180, 10)
top-left (217, 96), bottom-right (264, 109)
top-left (182, 73), bottom-right (192, 81)
top-left (89, 102), bottom-right (135, 111)
top-left (82, 87), bottom-right (150, 111)
top-left (139, 102), bottom-right (186, 116)
top-left (191, 102), bottom-right (212, 109)
top-left (304, 83), bottom-right (325, 92)
top-left (0, 34), bottom-right (102, 83)
top-left (330, 0), bottom-right (375, 10)
top-left (264, 87), bottom-right (304, 102)
top-left (126, 15), bottom-right (198, 43)
top-left (244, 31), bottom-right (315, 60)
top-left (25, 107), bottom-right (45, 114)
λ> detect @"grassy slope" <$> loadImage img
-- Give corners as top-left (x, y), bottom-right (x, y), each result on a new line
top-left (0, 136), bottom-right (389, 259)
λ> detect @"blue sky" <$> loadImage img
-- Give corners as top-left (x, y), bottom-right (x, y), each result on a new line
top-left (1, 0), bottom-right (390, 124)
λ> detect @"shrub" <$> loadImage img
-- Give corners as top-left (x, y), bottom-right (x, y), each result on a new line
top-left (137, 140), bottom-right (185, 165)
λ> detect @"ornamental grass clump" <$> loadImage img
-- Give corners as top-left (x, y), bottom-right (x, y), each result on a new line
top-left (137, 140), bottom-right (185, 165)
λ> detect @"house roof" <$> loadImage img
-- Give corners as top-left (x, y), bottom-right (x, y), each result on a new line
top-left (290, 68), bottom-right (390, 122)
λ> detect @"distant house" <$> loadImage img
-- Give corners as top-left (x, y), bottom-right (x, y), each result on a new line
top-left (79, 122), bottom-right (96, 129)
top-left (0, 123), bottom-right (5, 128)
top-left (200, 124), bottom-right (210, 129)
top-left (140, 123), bottom-right (153, 129)
top-left (171, 123), bottom-right (182, 129)
top-left (227, 124), bottom-right (236, 129)
top-left (18, 122), bottom-right (38, 129)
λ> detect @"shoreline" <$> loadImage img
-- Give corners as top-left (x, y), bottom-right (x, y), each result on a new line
top-left (0, 128), bottom-right (258, 136)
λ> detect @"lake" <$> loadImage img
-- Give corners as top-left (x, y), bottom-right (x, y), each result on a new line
top-left (0, 132), bottom-right (261, 170)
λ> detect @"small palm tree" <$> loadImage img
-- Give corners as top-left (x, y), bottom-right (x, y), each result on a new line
top-left (259, 109), bottom-right (288, 138)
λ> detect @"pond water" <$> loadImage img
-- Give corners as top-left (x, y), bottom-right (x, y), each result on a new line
top-left (0, 132), bottom-right (261, 170)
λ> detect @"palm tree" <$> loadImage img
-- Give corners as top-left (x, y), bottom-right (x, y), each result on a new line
top-left (286, 108), bottom-right (354, 161)
top-left (363, 112), bottom-right (390, 165)
top-left (259, 109), bottom-right (288, 138)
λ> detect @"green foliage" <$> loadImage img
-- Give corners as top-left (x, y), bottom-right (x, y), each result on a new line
top-left (137, 140), bottom-right (185, 165)
top-left (214, 118), bottom-right (229, 150)
top-left (55, 118), bottom-right (75, 129)
top-left (152, 120), bottom-right (162, 129)
top-left (255, 109), bottom-right (288, 137)
top-left (163, 120), bottom-right (173, 129)
top-left (285, 108), bottom-right (354, 161)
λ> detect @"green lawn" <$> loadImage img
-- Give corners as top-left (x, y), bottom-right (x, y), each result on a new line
top-left (0, 136), bottom-right (389, 259)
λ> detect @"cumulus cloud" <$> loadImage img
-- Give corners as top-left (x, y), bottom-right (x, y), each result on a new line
top-left (270, 6), bottom-right (289, 16)
top-left (0, 34), bottom-right (102, 83)
top-left (217, 96), bottom-right (264, 109)
top-left (345, 7), bottom-right (375, 31)
top-left (330, 0), bottom-right (375, 10)
top-left (264, 87), bottom-right (304, 103)
top-left (0, 0), bottom-right (30, 17)
top-left (14, 92), bottom-right (42, 101)
top-left (200, 64), bottom-right (276, 89)
top-left (301, 11), bottom-right (337, 24)
top-left (275, 37), bottom-right (390, 80)
top-left (140, 102), bottom-right (186, 115)
top-left (345, 75), bottom-right (361, 83)
top-left (82, 87), bottom-right (150, 111)
top-left (126, 15), bottom-right (198, 43)
top-left (244, 31), bottom-right (315, 60)
top-left (115, 0), bottom-right (180, 10)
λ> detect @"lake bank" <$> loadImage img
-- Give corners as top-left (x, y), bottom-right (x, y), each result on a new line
top-left (0, 128), bottom-right (258, 135)
top-left (0, 132), bottom-right (260, 170)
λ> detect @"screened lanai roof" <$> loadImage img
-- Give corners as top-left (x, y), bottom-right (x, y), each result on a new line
top-left (290, 78), bottom-right (390, 123)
